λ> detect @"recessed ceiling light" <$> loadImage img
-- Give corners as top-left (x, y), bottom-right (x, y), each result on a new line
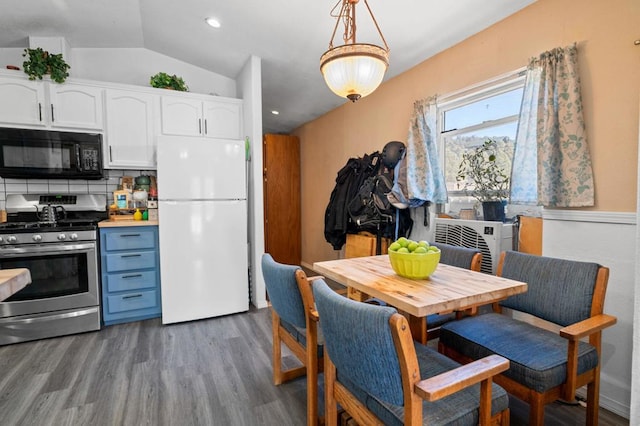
top-left (205, 17), bottom-right (221, 28)
top-left (271, 110), bottom-right (279, 115)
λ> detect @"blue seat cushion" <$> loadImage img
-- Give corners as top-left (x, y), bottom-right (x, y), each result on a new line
top-left (339, 344), bottom-right (509, 426)
top-left (427, 313), bottom-right (456, 329)
top-left (365, 300), bottom-right (455, 330)
top-left (280, 318), bottom-right (324, 358)
top-left (439, 313), bottom-right (599, 393)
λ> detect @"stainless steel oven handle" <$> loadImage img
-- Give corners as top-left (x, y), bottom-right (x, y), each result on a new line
top-left (0, 242), bottom-right (96, 255)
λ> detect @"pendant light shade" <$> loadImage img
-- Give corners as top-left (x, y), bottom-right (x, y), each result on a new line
top-left (320, 0), bottom-right (389, 102)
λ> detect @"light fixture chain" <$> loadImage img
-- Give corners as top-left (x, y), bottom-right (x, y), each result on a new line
top-left (328, 0), bottom-right (345, 50)
top-left (342, 2), bottom-right (355, 44)
top-left (363, 0), bottom-right (389, 51)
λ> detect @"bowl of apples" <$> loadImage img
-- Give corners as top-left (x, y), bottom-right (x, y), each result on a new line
top-left (388, 237), bottom-right (440, 279)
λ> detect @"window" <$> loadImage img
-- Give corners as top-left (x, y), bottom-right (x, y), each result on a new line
top-left (438, 71), bottom-right (525, 199)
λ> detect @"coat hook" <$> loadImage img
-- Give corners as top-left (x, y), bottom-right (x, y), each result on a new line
top-left (635, 40), bottom-right (640, 46)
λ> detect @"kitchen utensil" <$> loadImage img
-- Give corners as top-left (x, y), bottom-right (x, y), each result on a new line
top-left (35, 204), bottom-right (66, 223)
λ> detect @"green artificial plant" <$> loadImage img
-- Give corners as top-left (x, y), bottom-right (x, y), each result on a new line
top-left (22, 48), bottom-right (70, 83)
top-left (456, 139), bottom-right (510, 202)
top-left (149, 72), bottom-right (189, 91)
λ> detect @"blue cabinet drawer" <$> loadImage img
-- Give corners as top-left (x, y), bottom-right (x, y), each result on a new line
top-left (105, 251), bottom-right (156, 272)
top-left (106, 270), bottom-right (157, 293)
top-left (104, 230), bottom-right (156, 251)
top-left (106, 290), bottom-right (158, 314)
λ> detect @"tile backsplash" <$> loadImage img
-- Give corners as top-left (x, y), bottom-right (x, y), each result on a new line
top-left (0, 169), bottom-right (156, 210)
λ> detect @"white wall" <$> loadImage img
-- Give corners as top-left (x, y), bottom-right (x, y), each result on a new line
top-left (629, 108), bottom-right (640, 425)
top-left (237, 55), bottom-right (267, 309)
top-left (0, 47), bottom-right (236, 98)
top-left (543, 211), bottom-right (636, 418)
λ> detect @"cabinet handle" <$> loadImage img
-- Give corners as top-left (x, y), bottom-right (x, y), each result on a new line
top-left (204, 119), bottom-right (208, 135)
top-left (198, 118), bottom-right (202, 134)
top-left (120, 234), bottom-right (141, 237)
top-left (109, 146), bottom-right (113, 162)
top-left (123, 294), bottom-right (143, 299)
top-left (121, 254), bottom-right (142, 258)
top-left (122, 274), bottom-right (143, 279)
top-left (38, 103), bottom-right (42, 121)
top-left (51, 104), bottom-right (55, 122)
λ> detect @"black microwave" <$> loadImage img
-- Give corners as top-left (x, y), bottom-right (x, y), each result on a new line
top-left (0, 127), bottom-right (104, 180)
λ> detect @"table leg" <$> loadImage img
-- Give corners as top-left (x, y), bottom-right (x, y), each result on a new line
top-left (408, 314), bottom-right (428, 345)
top-left (346, 287), bottom-right (370, 302)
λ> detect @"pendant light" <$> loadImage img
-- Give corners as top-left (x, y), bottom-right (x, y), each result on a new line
top-left (320, 0), bottom-right (389, 102)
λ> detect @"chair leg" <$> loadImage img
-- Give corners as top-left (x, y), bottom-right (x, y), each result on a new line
top-left (528, 393), bottom-right (545, 426)
top-left (586, 366), bottom-right (601, 426)
top-left (324, 355), bottom-right (338, 426)
top-left (306, 345), bottom-right (318, 426)
top-left (272, 309), bottom-right (283, 385)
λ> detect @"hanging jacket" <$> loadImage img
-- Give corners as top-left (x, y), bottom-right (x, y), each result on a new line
top-left (324, 152), bottom-right (381, 250)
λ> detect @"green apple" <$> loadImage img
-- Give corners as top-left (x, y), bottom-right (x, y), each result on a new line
top-left (418, 240), bottom-right (429, 248)
top-left (407, 241), bottom-right (419, 252)
top-left (397, 247), bottom-right (410, 253)
top-left (388, 242), bottom-right (401, 252)
top-left (428, 245), bottom-right (439, 252)
top-left (414, 246), bottom-right (428, 253)
top-left (396, 237), bottom-right (409, 248)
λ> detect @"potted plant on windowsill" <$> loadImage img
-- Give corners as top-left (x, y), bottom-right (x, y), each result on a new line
top-left (22, 47), bottom-right (70, 83)
top-left (149, 72), bottom-right (189, 91)
top-left (456, 139), bottom-right (510, 222)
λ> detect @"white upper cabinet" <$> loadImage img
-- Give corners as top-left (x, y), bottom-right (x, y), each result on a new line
top-left (202, 100), bottom-right (242, 139)
top-left (0, 78), bottom-right (46, 126)
top-left (48, 83), bottom-right (104, 130)
top-left (0, 74), bottom-right (103, 130)
top-left (104, 89), bottom-right (159, 169)
top-left (161, 94), bottom-right (242, 140)
top-left (160, 97), bottom-right (202, 137)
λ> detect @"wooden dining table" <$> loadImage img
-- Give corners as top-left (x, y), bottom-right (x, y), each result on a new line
top-left (0, 268), bottom-right (31, 302)
top-left (313, 255), bottom-right (527, 343)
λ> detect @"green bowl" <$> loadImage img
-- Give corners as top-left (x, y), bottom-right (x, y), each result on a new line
top-left (388, 247), bottom-right (441, 279)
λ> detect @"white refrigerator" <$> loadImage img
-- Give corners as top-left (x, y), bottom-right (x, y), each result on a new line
top-left (157, 135), bottom-right (249, 324)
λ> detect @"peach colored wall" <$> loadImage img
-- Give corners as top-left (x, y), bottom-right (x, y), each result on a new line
top-left (295, 0), bottom-right (640, 265)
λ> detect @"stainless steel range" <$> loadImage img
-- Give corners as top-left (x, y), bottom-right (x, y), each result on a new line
top-left (0, 193), bottom-right (107, 345)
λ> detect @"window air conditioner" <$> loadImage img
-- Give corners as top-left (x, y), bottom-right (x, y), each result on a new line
top-left (434, 218), bottom-right (514, 274)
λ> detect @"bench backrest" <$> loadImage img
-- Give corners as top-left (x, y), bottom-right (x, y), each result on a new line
top-left (497, 251), bottom-right (603, 326)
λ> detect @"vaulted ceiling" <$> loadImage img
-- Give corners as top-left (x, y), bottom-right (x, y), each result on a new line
top-left (0, 0), bottom-right (536, 134)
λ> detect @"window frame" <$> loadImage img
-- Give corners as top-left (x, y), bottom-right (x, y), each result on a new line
top-left (437, 68), bottom-right (526, 199)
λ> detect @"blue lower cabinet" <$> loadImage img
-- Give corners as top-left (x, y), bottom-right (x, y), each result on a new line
top-left (100, 226), bottom-right (161, 326)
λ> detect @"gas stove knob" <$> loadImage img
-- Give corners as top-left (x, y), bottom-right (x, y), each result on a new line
top-left (7, 236), bottom-right (17, 243)
top-left (33, 234), bottom-right (42, 242)
top-left (57, 234), bottom-right (67, 241)
top-left (69, 233), bottom-right (79, 241)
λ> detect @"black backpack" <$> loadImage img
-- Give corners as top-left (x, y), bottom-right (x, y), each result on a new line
top-left (348, 172), bottom-right (395, 228)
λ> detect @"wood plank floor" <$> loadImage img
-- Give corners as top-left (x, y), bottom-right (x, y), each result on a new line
top-left (0, 307), bottom-right (628, 425)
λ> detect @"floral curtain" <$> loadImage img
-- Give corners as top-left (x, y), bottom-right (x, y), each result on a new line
top-left (510, 44), bottom-right (595, 207)
top-left (405, 96), bottom-right (448, 204)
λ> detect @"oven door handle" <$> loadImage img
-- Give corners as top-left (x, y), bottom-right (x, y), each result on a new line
top-left (0, 242), bottom-right (95, 256)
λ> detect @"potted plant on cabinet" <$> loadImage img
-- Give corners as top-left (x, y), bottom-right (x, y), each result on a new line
top-left (456, 139), bottom-right (510, 221)
top-left (149, 72), bottom-right (189, 91)
top-left (22, 47), bottom-right (70, 83)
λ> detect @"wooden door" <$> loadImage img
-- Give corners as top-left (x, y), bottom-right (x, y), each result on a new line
top-left (263, 134), bottom-right (301, 266)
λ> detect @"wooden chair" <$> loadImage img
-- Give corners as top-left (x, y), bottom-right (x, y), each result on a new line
top-left (439, 251), bottom-right (617, 426)
top-left (409, 242), bottom-right (482, 342)
top-left (261, 254), bottom-right (324, 426)
top-left (311, 278), bottom-right (511, 426)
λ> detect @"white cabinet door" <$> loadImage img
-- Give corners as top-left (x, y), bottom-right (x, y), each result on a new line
top-left (0, 77), bottom-right (46, 127)
top-left (105, 89), bottom-right (158, 169)
top-left (160, 96), bottom-right (203, 136)
top-left (48, 83), bottom-right (104, 130)
top-left (202, 99), bottom-right (242, 139)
